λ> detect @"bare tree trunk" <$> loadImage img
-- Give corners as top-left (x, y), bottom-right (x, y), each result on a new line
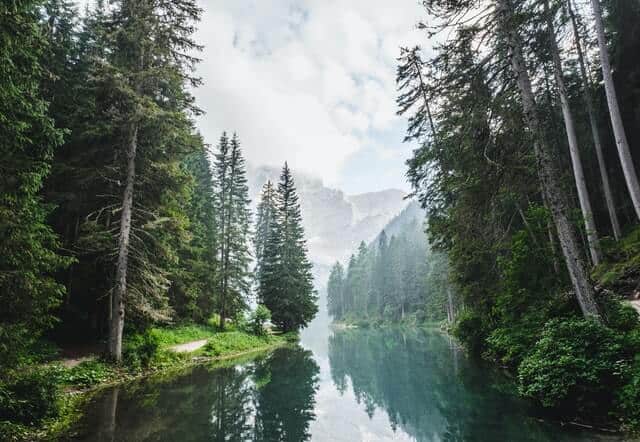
top-left (589, 0), bottom-right (640, 220)
top-left (545, 0), bottom-right (601, 265)
top-left (109, 124), bottom-right (138, 362)
top-left (497, 0), bottom-right (600, 319)
top-left (446, 286), bottom-right (455, 323)
top-left (567, 0), bottom-right (621, 240)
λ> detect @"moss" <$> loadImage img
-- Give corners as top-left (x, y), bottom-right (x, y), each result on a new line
top-left (593, 226), bottom-right (640, 295)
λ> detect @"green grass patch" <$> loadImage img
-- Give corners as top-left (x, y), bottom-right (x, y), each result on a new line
top-left (201, 331), bottom-right (284, 357)
top-left (151, 323), bottom-right (219, 347)
top-left (55, 360), bottom-right (115, 389)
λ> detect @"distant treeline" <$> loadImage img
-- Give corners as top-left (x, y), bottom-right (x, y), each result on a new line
top-left (327, 208), bottom-right (453, 324)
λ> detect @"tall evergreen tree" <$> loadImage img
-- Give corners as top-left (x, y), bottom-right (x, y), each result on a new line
top-left (254, 180), bottom-right (276, 300)
top-left (214, 133), bottom-right (252, 328)
top-left (0, 0), bottom-right (70, 369)
top-left (260, 163), bottom-right (317, 331)
top-left (173, 144), bottom-right (218, 322)
top-left (99, 0), bottom-right (203, 361)
top-left (327, 262), bottom-right (345, 319)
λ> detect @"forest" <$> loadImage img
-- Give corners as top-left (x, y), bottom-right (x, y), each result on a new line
top-left (1, 0), bottom-right (316, 438)
top-left (391, 0), bottom-right (640, 432)
top-left (327, 203), bottom-right (454, 325)
top-left (5, 0), bottom-right (640, 439)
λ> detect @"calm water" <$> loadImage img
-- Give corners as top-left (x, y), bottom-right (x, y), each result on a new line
top-left (66, 323), bottom-right (622, 441)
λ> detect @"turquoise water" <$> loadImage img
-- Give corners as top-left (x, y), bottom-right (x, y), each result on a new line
top-left (66, 326), bottom-right (621, 441)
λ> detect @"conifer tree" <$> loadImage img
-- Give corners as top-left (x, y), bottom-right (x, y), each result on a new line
top-left (260, 163), bottom-right (317, 331)
top-left (100, 0), bottom-right (203, 361)
top-left (255, 180), bottom-right (276, 299)
top-left (214, 133), bottom-right (252, 328)
top-left (0, 0), bottom-right (70, 369)
top-left (327, 262), bottom-right (345, 319)
top-left (174, 144), bottom-right (218, 322)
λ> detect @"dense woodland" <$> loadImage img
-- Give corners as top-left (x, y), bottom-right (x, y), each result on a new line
top-left (327, 204), bottom-right (453, 324)
top-left (5, 0), bottom-right (640, 437)
top-left (0, 0), bottom-right (316, 435)
top-left (393, 0), bottom-right (640, 430)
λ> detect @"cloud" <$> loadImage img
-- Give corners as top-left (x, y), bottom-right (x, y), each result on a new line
top-left (194, 0), bottom-right (426, 189)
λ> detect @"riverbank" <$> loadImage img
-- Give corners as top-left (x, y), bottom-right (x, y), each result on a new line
top-left (1, 325), bottom-right (293, 442)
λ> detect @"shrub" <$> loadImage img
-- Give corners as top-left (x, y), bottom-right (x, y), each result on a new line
top-left (453, 310), bottom-right (486, 354)
top-left (123, 329), bottom-right (160, 370)
top-left (602, 298), bottom-right (639, 333)
top-left (57, 360), bottom-right (114, 388)
top-left (0, 367), bottom-right (60, 425)
top-left (618, 355), bottom-right (640, 431)
top-left (250, 305), bottom-right (271, 336)
top-left (518, 318), bottom-right (625, 416)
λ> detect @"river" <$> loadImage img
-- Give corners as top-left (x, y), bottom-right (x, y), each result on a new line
top-left (66, 319), bottom-right (622, 441)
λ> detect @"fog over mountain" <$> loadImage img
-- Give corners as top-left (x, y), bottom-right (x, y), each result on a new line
top-left (247, 164), bottom-right (408, 282)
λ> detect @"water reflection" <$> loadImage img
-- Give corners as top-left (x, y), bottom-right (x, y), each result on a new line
top-left (68, 347), bottom-right (319, 442)
top-left (327, 327), bottom-right (616, 442)
top-left (68, 328), bottom-right (621, 442)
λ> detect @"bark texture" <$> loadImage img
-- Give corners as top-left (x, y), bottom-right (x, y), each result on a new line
top-left (589, 0), bottom-right (640, 220)
top-left (496, 0), bottom-right (600, 319)
top-left (545, 0), bottom-right (601, 265)
top-left (109, 124), bottom-right (138, 362)
top-left (567, 0), bottom-right (621, 240)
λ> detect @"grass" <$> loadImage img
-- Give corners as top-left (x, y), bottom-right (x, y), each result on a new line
top-left (151, 323), bottom-right (219, 348)
top-left (6, 321), bottom-right (293, 441)
top-left (55, 360), bottom-right (116, 389)
top-left (201, 331), bottom-right (283, 357)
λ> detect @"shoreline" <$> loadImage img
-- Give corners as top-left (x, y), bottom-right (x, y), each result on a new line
top-left (27, 337), bottom-right (290, 442)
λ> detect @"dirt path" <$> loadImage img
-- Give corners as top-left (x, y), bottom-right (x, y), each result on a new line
top-left (169, 339), bottom-right (209, 353)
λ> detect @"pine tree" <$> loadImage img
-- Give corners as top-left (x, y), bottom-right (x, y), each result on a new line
top-left (327, 262), bottom-right (345, 319)
top-left (254, 180), bottom-right (276, 300)
top-left (0, 0), bottom-right (70, 369)
top-left (260, 163), bottom-right (318, 331)
top-left (99, 0), bottom-right (203, 361)
top-left (588, 0), bottom-right (640, 220)
top-left (174, 143), bottom-right (218, 322)
top-left (214, 133), bottom-right (252, 328)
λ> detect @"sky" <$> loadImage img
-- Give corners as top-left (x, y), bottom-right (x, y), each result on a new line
top-left (193, 0), bottom-right (428, 194)
top-left (79, 0), bottom-right (428, 194)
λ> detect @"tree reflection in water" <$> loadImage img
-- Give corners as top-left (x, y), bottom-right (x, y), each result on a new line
top-left (327, 327), bottom-right (611, 442)
top-left (67, 346), bottom-right (319, 442)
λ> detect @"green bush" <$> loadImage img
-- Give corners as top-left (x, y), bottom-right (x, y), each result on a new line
top-left (249, 305), bottom-right (271, 336)
top-left (57, 360), bottom-right (114, 388)
top-left (618, 355), bottom-right (640, 431)
top-left (123, 329), bottom-right (160, 370)
top-left (602, 298), bottom-right (639, 333)
top-left (453, 310), bottom-right (486, 354)
top-left (518, 318), bottom-right (625, 416)
top-left (0, 367), bottom-right (60, 425)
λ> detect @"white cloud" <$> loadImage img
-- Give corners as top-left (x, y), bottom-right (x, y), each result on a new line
top-left (194, 0), bottom-right (426, 190)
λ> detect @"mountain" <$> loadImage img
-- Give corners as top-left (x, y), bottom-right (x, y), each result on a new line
top-left (247, 165), bottom-right (409, 282)
top-left (371, 200), bottom-right (425, 247)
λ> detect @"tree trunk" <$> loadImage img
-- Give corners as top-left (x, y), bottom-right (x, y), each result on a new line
top-left (589, 0), bottom-right (640, 220)
top-left (497, 0), bottom-right (600, 319)
top-left (567, 0), bottom-right (621, 240)
top-left (446, 286), bottom-right (455, 323)
top-left (109, 124), bottom-right (138, 362)
top-left (545, 0), bottom-right (601, 265)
